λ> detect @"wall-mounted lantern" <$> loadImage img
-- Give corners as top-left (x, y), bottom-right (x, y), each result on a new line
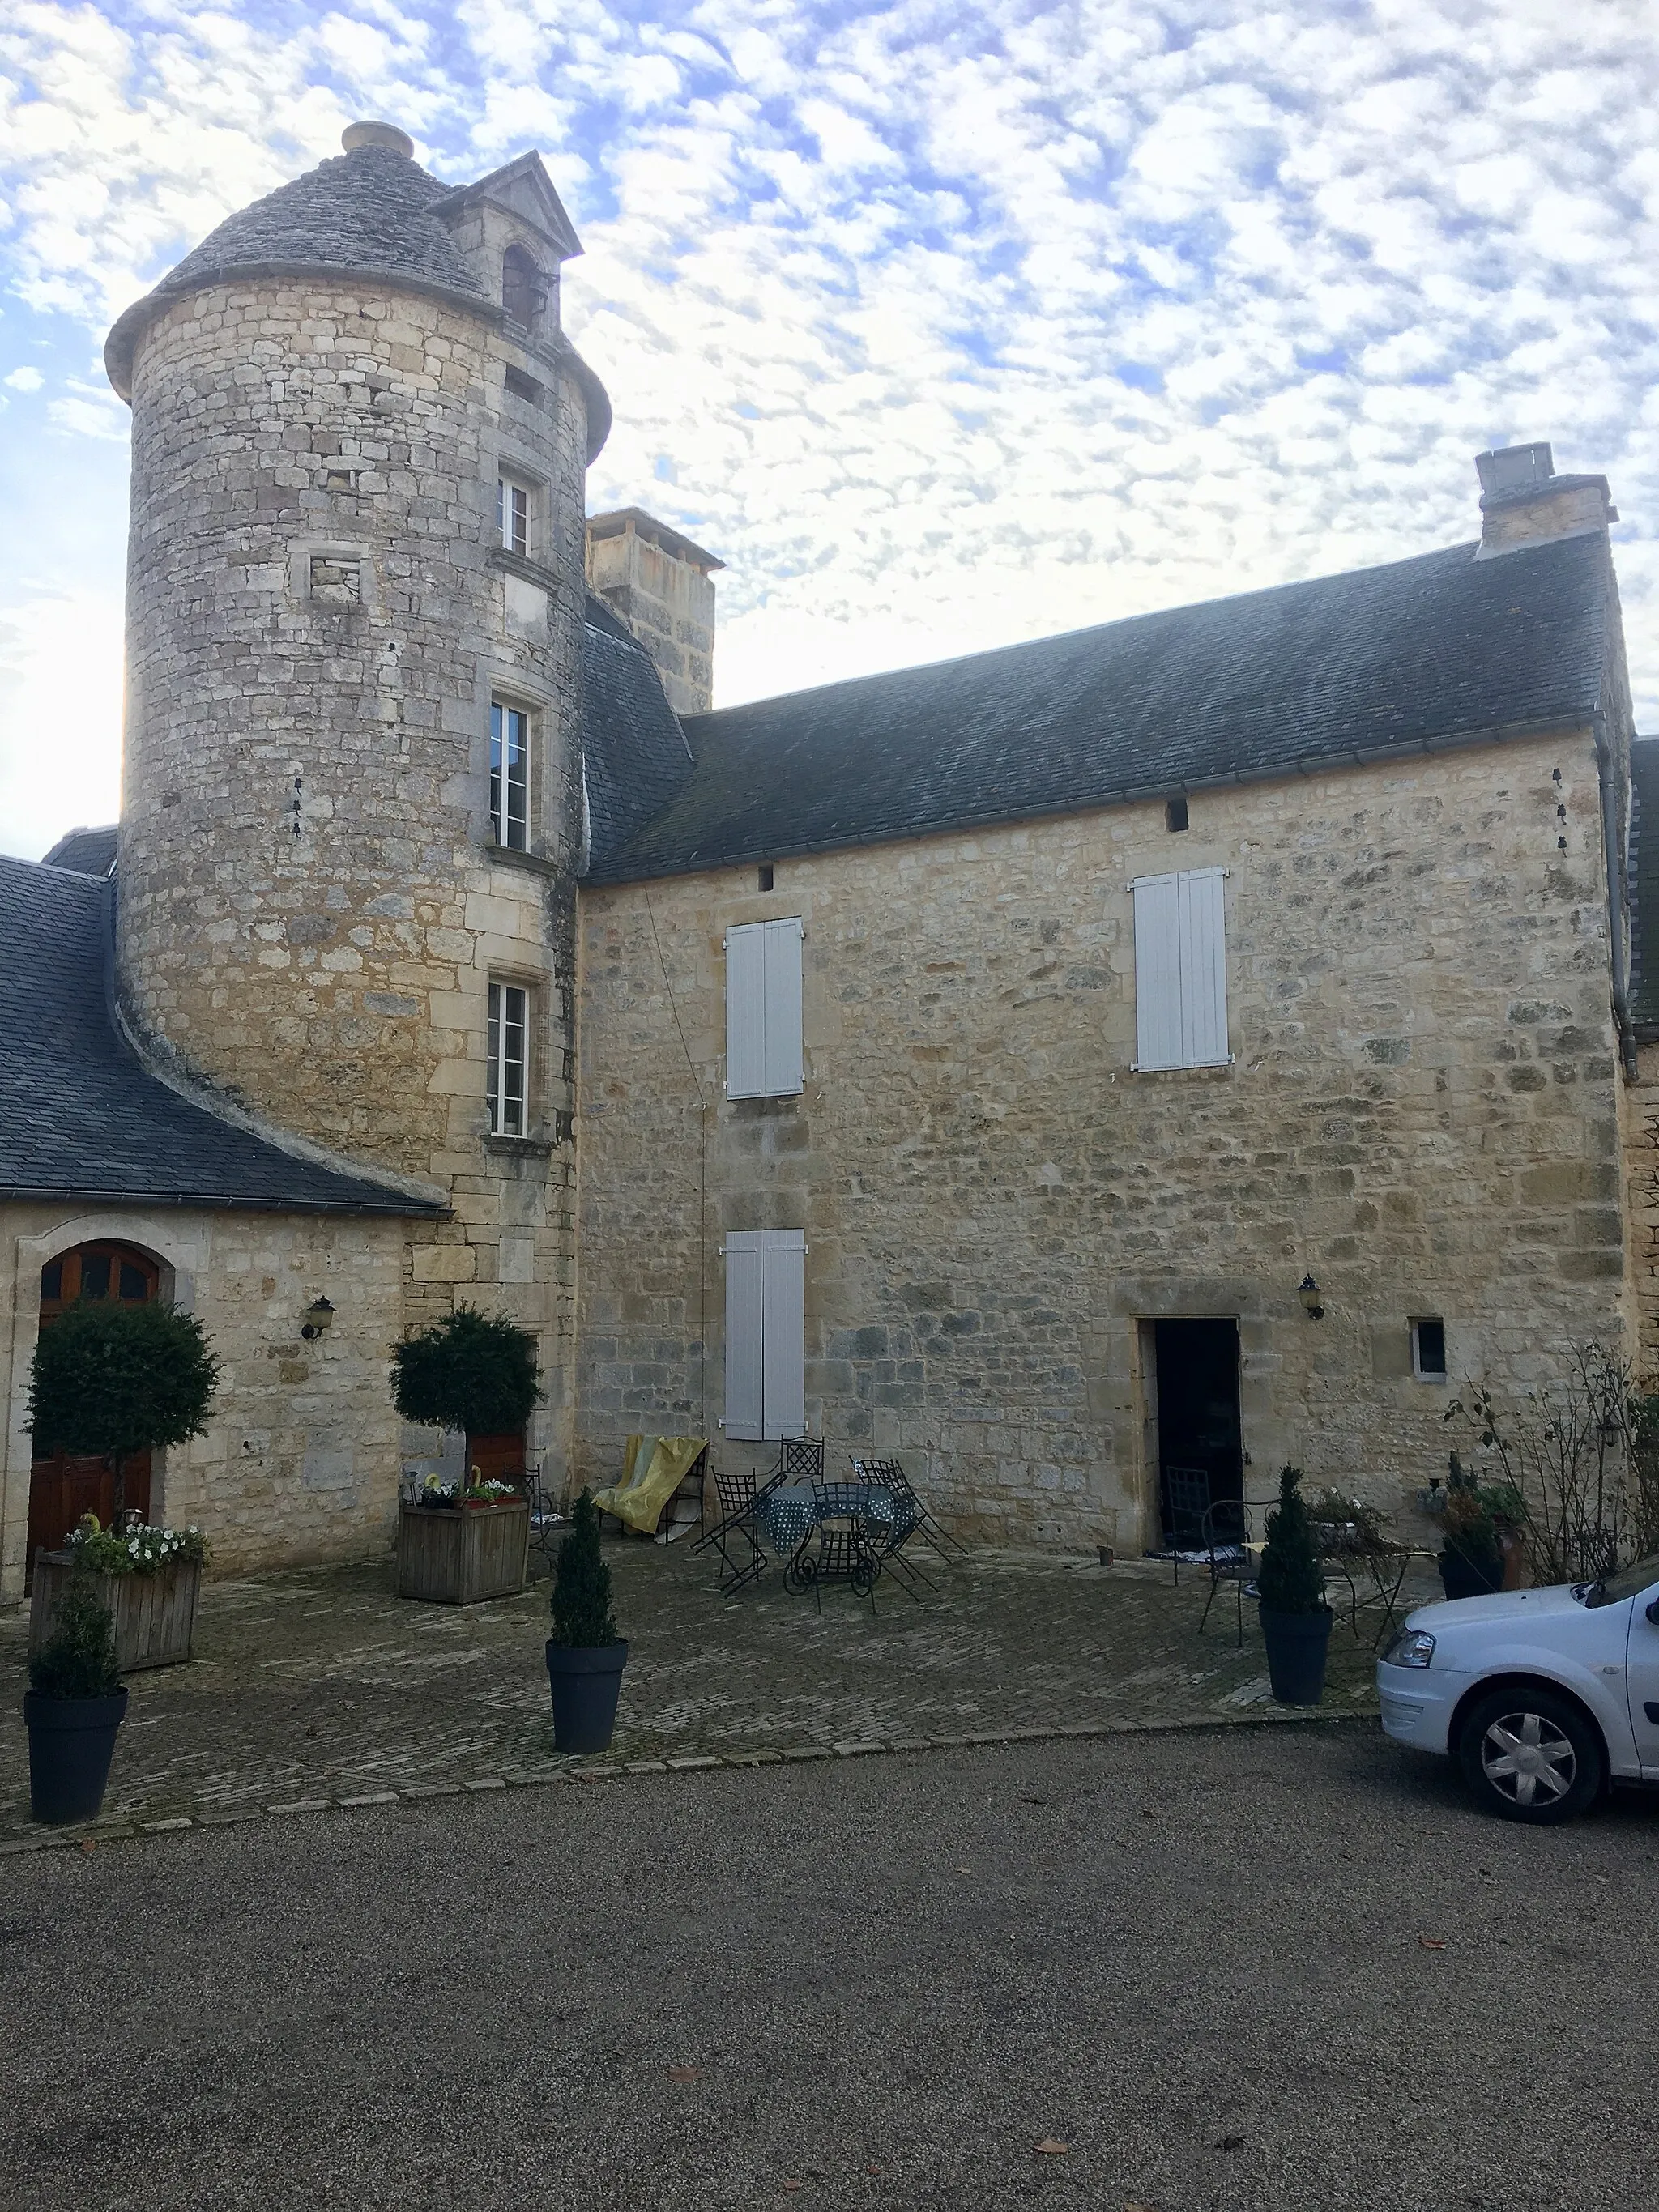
top-left (301, 1294), bottom-right (335, 1340)
top-left (1298, 1274), bottom-right (1324, 1321)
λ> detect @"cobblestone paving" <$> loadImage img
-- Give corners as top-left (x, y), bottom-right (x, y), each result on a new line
top-left (2, 1541), bottom-right (1434, 1846)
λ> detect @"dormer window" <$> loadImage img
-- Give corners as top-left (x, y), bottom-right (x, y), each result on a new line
top-left (502, 245), bottom-right (547, 332)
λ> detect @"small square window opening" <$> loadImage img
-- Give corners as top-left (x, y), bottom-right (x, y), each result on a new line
top-left (488, 980), bottom-right (529, 1137)
top-left (1411, 1318), bottom-right (1447, 1382)
top-left (1165, 796), bottom-right (1189, 833)
top-left (497, 477), bottom-right (530, 556)
top-left (757, 863), bottom-right (774, 891)
top-left (490, 701), bottom-right (530, 850)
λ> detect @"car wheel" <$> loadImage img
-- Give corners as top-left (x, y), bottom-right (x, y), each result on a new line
top-left (1457, 1686), bottom-right (1604, 1824)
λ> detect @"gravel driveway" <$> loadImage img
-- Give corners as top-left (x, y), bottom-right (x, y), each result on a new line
top-left (2, 1724), bottom-right (1655, 2211)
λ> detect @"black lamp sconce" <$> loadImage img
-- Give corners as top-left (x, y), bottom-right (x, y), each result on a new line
top-left (1298, 1275), bottom-right (1324, 1321)
top-left (301, 1295), bottom-right (335, 1340)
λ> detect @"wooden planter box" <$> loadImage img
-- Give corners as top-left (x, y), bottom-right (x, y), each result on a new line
top-left (396, 1498), bottom-right (530, 1605)
top-left (29, 1552), bottom-right (202, 1672)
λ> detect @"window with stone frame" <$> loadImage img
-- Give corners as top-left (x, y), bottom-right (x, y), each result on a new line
top-left (501, 245), bottom-right (548, 331)
top-left (489, 699), bottom-right (531, 850)
top-left (497, 473), bottom-right (531, 556)
top-left (487, 979), bottom-right (530, 1138)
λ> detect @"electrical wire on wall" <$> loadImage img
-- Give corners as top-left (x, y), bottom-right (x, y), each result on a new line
top-left (642, 884), bottom-right (710, 1433)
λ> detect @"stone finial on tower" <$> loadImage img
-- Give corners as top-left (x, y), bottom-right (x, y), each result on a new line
top-left (585, 509), bottom-right (723, 717)
top-left (341, 120), bottom-right (414, 157)
top-left (1474, 442), bottom-right (1617, 560)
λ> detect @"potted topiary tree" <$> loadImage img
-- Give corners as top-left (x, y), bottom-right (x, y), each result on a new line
top-left (545, 1488), bottom-right (627, 1754)
top-left (391, 1308), bottom-right (542, 1603)
top-left (1438, 1453), bottom-right (1520, 1600)
top-left (24, 1567), bottom-right (127, 1824)
top-left (26, 1299), bottom-right (220, 1669)
top-left (1256, 1465), bottom-right (1334, 1705)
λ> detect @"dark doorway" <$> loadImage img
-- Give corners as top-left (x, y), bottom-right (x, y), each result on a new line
top-left (1154, 1319), bottom-right (1242, 1545)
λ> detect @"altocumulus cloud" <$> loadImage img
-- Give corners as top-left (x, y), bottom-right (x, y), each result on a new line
top-left (2, 0), bottom-right (1657, 855)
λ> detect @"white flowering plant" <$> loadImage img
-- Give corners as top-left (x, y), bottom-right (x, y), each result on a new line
top-left (68, 1514), bottom-right (208, 1576)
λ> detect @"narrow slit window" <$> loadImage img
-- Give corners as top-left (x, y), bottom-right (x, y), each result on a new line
top-left (497, 477), bottom-right (529, 556)
top-left (490, 701), bottom-right (530, 850)
top-left (1411, 1318), bottom-right (1447, 1382)
top-left (1165, 795), bottom-right (1188, 833)
top-left (488, 981), bottom-right (529, 1137)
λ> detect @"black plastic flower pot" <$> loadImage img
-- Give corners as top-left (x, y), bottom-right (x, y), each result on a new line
top-left (1439, 1548), bottom-right (1503, 1602)
top-left (24, 1689), bottom-right (129, 1825)
top-left (1258, 1606), bottom-right (1333, 1706)
top-left (544, 1640), bottom-right (628, 1754)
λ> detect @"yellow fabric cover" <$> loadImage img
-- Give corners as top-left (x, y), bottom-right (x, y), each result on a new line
top-left (591, 1435), bottom-right (706, 1534)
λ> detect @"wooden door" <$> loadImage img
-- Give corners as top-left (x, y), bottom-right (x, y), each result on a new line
top-left (28, 1243), bottom-right (160, 1580)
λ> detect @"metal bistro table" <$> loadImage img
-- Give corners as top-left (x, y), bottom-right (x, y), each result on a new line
top-left (757, 1481), bottom-right (906, 1611)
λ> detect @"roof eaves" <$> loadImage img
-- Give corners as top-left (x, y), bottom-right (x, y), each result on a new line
top-left (586, 709), bottom-right (1601, 888)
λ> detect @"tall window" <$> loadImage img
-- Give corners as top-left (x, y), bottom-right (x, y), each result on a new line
top-left (501, 245), bottom-right (546, 330)
top-left (490, 701), bottom-right (529, 850)
top-left (724, 918), bottom-right (804, 1099)
top-left (487, 981), bottom-right (529, 1136)
top-left (1131, 867), bottom-right (1230, 1072)
top-left (497, 475), bottom-right (529, 556)
top-left (723, 1230), bottom-right (806, 1441)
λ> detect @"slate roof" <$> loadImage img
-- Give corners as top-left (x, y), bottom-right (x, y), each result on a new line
top-left (102, 142), bottom-right (613, 457)
top-left (41, 825), bottom-right (117, 878)
top-left (0, 855), bottom-right (442, 1216)
top-left (581, 595), bottom-right (694, 865)
top-left (586, 531), bottom-right (1616, 884)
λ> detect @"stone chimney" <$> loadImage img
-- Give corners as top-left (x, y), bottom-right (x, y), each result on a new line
top-left (1475, 441), bottom-right (1618, 560)
top-left (585, 508), bottom-right (723, 716)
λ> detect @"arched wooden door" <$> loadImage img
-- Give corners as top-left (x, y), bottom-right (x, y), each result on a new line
top-left (28, 1242), bottom-right (161, 1579)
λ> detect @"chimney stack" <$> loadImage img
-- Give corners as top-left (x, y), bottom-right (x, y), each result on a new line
top-left (584, 509), bottom-right (723, 717)
top-left (1474, 441), bottom-right (1617, 560)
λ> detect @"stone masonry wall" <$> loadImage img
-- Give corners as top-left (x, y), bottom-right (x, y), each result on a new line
top-left (114, 274), bottom-right (589, 1484)
top-left (574, 731), bottom-right (1632, 1549)
top-left (0, 1203), bottom-right (409, 1605)
top-left (585, 523), bottom-right (716, 714)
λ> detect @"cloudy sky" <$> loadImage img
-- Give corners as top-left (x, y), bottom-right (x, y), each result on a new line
top-left (2, 0), bottom-right (1657, 860)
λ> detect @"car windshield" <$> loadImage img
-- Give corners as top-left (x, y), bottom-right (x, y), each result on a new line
top-left (1584, 1553), bottom-right (1659, 1608)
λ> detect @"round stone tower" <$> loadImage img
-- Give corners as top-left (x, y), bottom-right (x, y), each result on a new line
top-left (104, 122), bottom-right (610, 1456)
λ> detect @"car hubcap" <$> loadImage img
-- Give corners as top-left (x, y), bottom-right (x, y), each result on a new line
top-left (1481, 1711), bottom-right (1576, 1806)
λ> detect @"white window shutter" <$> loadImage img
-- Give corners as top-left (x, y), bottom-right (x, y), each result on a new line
top-left (1133, 867), bottom-right (1229, 1070)
top-left (723, 1231), bottom-right (765, 1438)
top-left (726, 918), bottom-right (803, 1098)
top-left (761, 918), bottom-right (804, 1097)
top-left (725, 926), bottom-right (767, 1097)
top-left (1132, 873), bottom-right (1184, 1072)
top-left (760, 1229), bottom-right (805, 1439)
top-left (1177, 867), bottom-right (1229, 1066)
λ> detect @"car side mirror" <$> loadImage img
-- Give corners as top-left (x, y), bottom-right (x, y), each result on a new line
top-left (1648, 1597), bottom-right (1659, 1627)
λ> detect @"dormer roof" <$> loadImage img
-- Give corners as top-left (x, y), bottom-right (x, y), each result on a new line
top-left (431, 152), bottom-right (584, 262)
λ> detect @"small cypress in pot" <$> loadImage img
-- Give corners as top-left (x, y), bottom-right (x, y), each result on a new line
top-left (24, 1568), bottom-right (129, 1824)
top-left (544, 1489), bottom-right (628, 1754)
top-left (1256, 1464), bottom-right (1333, 1705)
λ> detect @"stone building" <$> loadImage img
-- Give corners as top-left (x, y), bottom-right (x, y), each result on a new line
top-left (0, 121), bottom-right (1653, 1600)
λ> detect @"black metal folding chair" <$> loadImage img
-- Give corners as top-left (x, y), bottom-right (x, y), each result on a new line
top-left (693, 1464), bottom-right (782, 1596)
top-left (1161, 1466), bottom-right (1211, 1583)
top-left (850, 1459), bottom-right (939, 1598)
top-left (523, 1460), bottom-right (565, 1578)
top-left (1197, 1497), bottom-right (1256, 1646)
top-left (784, 1479), bottom-right (881, 1614)
top-left (851, 1456), bottom-right (964, 1563)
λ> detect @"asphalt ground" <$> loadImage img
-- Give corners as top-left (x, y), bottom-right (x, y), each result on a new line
top-left (2, 1723), bottom-right (1655, 2212)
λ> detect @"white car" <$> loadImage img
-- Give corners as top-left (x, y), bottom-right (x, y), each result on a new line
top-left (1377, 1551), bottom-right (1659, 1822)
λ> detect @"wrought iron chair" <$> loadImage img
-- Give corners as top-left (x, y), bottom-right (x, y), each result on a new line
top-left (1161, 1466), bottom-right (1212, 1583)
top-left (774, 1434), bottom-right (825, 1484)
top-left (1196, 1497), bottom-right (1256, 1646)
top-left (522, 1460), bottom-right (566, 1579)
top-left (851, 1456), bottom-right (965, 1562)
top-left (783, 1478), bottom-right (881, 1613)
top-left (849, 1459), bottom-right (938, 1597)
top-left (693, 1462), bottom-right (783, 1596)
